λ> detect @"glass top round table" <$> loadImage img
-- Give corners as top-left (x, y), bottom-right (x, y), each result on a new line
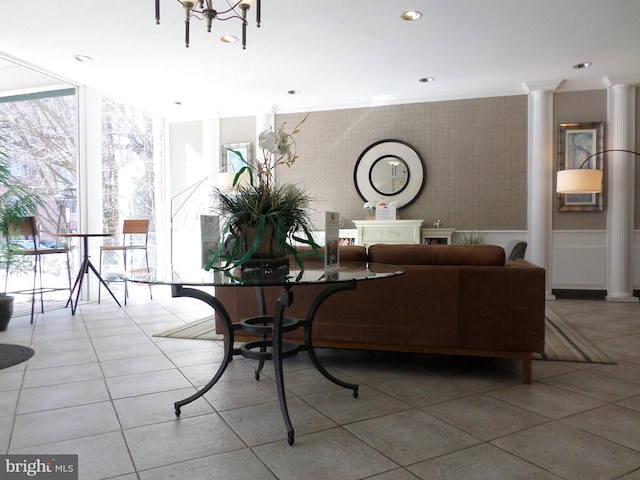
top-left (126, 261), bottom-right (405, 446)
top-left (127, 261), bottom-right (404, 287)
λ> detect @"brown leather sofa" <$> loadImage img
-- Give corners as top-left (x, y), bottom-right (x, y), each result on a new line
top-left (214, 243), bottom-right (546, 384)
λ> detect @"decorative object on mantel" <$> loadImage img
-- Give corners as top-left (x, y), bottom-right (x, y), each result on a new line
top-left (354, 139), bottom-right (426, 210)
top-left (363, 202), bottom-right (375, 220)
top-left (205, 113), bottom-right (322, 276)
top-left (375, 200), bottom-right (398, 220)
top-left (154, 0), bottom-right (261, 49)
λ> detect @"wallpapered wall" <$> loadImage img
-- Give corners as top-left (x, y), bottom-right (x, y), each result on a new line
top-left (275, 96), bottom-right (528, 231)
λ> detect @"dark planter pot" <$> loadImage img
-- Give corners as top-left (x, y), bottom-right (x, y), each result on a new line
top-left (0, 295), bottom-right (14, 332)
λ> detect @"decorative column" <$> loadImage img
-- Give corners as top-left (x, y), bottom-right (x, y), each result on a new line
top-left (524, 81), bottom-right (560, 300)
top-left (604, 79), bottom-right (637, 302)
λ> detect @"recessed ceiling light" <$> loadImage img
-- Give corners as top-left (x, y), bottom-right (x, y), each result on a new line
top-left (419, 77), bottom-right (435, 83)
top-left (287, 90), bottom-right (300, 95)
top-left (73, 55), bottom-right (93, 63)
top-left (221, 35), bottom-right (238, 44)
top-left (573, 62), bottom-right (592, 69)
top-left (402, 10), bottom-right (422, 21)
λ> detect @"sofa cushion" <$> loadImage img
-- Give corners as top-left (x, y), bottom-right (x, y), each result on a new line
top-left (368, 243), bottom-right (506, 266)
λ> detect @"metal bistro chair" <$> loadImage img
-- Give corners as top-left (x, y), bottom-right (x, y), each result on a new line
top-left (4, 216), bottom-right (72, 323)
top-left (98, 219), bottom-right (152, 305)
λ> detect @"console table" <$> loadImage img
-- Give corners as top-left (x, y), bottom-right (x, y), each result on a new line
top-left (421, 227), bottom-right (456, 245)
top-left (128, 262), bottom-right (404, 445)
top-left (352, 219), bottom-right (423, 248)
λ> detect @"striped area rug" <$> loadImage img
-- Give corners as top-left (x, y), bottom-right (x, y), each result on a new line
top-left (534, 306), bottom-right (616, 364)
top-left (153, 316), bottom-right (223, 341)
top-left (153, 308), bottom-right (616, 364)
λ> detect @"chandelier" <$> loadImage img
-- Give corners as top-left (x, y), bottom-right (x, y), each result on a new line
top-left (155, 0), bottom-right (261, 49)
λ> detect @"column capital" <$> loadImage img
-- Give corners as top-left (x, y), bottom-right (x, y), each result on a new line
top-left (522, 80), bottom-right (562, 94)
top-left (603, 75), bottom-right (640, 88)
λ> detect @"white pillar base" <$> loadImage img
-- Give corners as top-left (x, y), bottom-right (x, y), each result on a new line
top-left (605, 294), bottom-right (639, 303)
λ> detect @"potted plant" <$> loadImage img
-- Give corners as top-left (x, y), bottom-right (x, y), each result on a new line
top-left (205, 114), bottom-right (321, 275)
top-left (0, 127), bottom-right (43, 330)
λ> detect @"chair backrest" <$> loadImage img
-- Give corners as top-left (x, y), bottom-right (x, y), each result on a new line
top-left (122, 219), bottom-right (149, 247)
top-left (7, 216), bottom-right (38, 249)
top-left (505, 240), bottom-right (527, 260)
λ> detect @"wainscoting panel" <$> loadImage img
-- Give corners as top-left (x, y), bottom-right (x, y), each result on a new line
top-left (552, 231), bottom-right (607, 290)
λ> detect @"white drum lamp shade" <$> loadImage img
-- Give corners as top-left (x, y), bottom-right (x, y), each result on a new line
top-left (557, 169), bottom-right (603, 194)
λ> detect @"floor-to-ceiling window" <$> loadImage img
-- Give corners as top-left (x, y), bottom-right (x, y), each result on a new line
top-left (0, 88), bottom-right (79, 306)
top-left (99, 96), bottom-right (164, 282)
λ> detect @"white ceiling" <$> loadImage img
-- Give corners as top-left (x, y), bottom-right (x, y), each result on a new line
top-left (1, 0), bottom-right (639, 121)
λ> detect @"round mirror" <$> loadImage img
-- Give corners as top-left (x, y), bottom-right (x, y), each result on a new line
top-left (354, 139), bottom-right (425, 208)
top-left (369, 155), bottom-right (409, 195)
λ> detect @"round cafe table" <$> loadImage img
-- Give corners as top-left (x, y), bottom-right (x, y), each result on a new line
top-left (53, 233), bottom-right (122, 314)
top-left (128, 261), bottom-right (405, 445)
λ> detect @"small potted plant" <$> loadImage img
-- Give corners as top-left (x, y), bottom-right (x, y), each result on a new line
top-left (0, 127), bottom-right (43, 330)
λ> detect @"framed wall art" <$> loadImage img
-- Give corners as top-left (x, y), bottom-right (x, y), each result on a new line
top-left (557, 122), bottom-right (604, 212)
top-left (221, 142), bottom-right (252, 174)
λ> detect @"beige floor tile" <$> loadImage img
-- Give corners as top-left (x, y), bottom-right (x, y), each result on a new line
top-left (492, 422), bottom-right (640, 480)
top-left (542, 369), bottom-right (640, 402)
top-left (10, 402), bottom-right (120, 449)
top-left (253, 428), bottom-right (397, 480)
top-left (221, 397), bottom-right (336, 446)
top-left (0, 416), bottom-right (13, 452)
top-left (345, 409), bottom-right (479, 466)
top-left (17, 378), bottom-right (110, 414)
top-left (105, 369), bottom-right (193, 399)
top-left (367, 469), bottom-right (421, 480)
top-left (100, 354), bottom-right (176, 377)
top-left (262, 364), bottom-right (357, 397)
top-left (303, 385), bottom-right (411, 424)
top-left (12, 431), bottom-right (135, 480)
top-left (423, 394), bottom-right (548, 440)
top-left (162, 345), bottom-right (225, 368)
top-left (123, 414), bottom-right (244, 471)
top-left (618, 394), bottom-right (640, 412)
top-left (0, 390), bottom-right (20, 418)
top-left (113, 387), bottom-right (214, 429)
top-left (408, 443), bottom-right (561, 480)
top-left (22, 362), bottom-right (103, 389)
top-left (138, 449), bottom-right (278, 480)
top-left (93, 342), bottom-right (161, 362)
top-left (24, 348), bottom-right (97, 369)
top-left (202, 376), bottom-right (280, 411)
top-left (0, 370), bottom-right (26, 392)
top-left (562, 404), bottom-right (640, 451)
top-left (179, 358), bottom-right (257, 386)
top-left (588, 360), bottom-right (640, 384)
top-left (487, 382), bottom-right (605, 419)
top-left (372, 373), bottom-right (476, 407)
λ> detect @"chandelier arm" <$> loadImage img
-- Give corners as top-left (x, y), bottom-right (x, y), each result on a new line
top-left (578, 149), bottom-right (640, 169)
top-left (216, 14), bottom-right (244, 21)
top-left (215, 1), bottom-right (244, 16)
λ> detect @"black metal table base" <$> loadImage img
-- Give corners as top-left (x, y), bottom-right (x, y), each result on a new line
top-left (170, 281), bottom-right (358, 445)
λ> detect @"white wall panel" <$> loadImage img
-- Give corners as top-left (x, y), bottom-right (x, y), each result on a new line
top-left (552, 231), bottom-right (607, 290)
